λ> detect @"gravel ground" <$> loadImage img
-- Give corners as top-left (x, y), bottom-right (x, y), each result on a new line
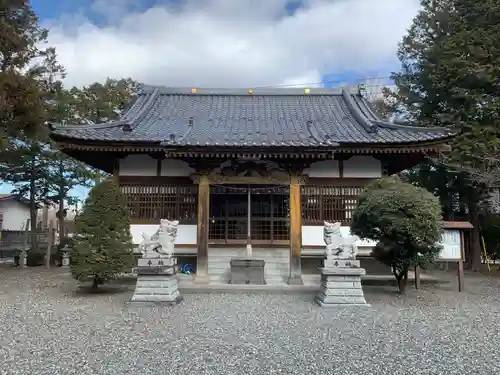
top-left (0, 267), bottom-right (499, 375)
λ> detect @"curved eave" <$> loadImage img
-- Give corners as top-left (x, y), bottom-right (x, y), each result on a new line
top-left (48, 86), bottom-right (161, 135)
top-left (51, 136), bottom-right (454, 156)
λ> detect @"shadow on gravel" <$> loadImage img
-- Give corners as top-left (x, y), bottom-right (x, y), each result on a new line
top-left (72, 283), bottom-right (133, 296)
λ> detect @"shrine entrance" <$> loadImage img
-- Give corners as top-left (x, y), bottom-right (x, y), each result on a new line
top-left (208, 184), bottom-right (290, 245)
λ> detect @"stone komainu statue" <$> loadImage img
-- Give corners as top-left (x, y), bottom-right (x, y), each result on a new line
top-left (323, 221), bottom-right (359, 260)
top-left (139, 219), bottom-right (179, 258)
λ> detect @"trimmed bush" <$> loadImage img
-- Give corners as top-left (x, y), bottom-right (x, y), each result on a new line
top-left (70, 178), bottom-right (135, 289)
top-left (351, 176), bottom-right (443, 293)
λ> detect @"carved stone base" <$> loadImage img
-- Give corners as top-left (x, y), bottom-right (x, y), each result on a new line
top-left (314, 266), bottom-right (369, 307)
top-left (131, 257), bottom-right (182, 304)
top-left (323, 259), bottom-right (360, 268)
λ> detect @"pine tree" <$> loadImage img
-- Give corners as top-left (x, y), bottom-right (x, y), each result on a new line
top-left (387, 0), bottom-right (500, 270)
top-left (70, 178), bottom-right (135, 289)
top-left (0, 0), bottom-right (65, 149)
top-left (0, 140), bottom-right (55, 251)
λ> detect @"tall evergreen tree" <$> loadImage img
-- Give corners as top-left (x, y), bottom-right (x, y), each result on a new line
top-left (0, 140), bottom-right (54, 251)
top-left (71, 178), bottom-right (135, 289)
top-left (71, 78), bottom-right (139, 123)
top-left (0, 0), bottom-right (64, 149)
top-left (387, 0), bottom-right (500, 269)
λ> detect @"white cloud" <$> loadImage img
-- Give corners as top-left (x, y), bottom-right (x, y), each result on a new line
top-left (44, 0), bottom-right (421, 88)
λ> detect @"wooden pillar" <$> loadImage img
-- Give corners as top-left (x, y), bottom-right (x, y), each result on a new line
top-left (414, 265), bottom-right (421, 289)
top-left (112, 158), bottom-right (120, 183)
top-left (288, 174), bottom-right (303, 285)
top-left (458, 230), bottom-right (465, 292)
top-left (194, 174), bottom-right (210, 283)
top-left (45, 220), bottom-right (55, 268)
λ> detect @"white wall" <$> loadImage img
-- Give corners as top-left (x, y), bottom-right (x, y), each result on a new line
top-left (130, 224), bottom-right (197, 245)
top-left (129, 224), bottom-right (462, 260)
top-left (129, 224), bottom-right (376, 254)
top-left (120, 154), bottom-right (381, 178)
top-left (119, 155), bottom-right (194, 177)
top-left (304, 160), bottom-right (340, 178)
top-left (119, 154), bottom-right (156, 176)
top-left (160, 159), bottom-right (194, 177)
top-left (303, 156), bottom-right (381, 178)
top-left (343, 156), bottom-right (381, 178)
top-left (302, 225), bottom-right (376, 248)
top-left (0, 200), bottom-right (30, 231)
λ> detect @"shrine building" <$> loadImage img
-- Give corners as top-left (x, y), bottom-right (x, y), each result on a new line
top-left (49, 86), bottom-right (457, 284)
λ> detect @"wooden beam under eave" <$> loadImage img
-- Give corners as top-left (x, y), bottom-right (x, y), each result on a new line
top-left (288, 174), bottom-right (303, 285)
top-left (194, 174), bottom-right (210, 283)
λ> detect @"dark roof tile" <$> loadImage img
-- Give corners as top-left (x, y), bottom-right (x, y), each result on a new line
top-left (50, 86), bottom-right (457, 147)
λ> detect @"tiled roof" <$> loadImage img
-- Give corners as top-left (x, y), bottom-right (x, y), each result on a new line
top-left (49, 86), bottom-right (457, 148)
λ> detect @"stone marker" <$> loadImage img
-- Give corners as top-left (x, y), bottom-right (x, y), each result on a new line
top-left (61, 245), bottom-right (70, 268)
top-left (130, 219), bottom-right (183, 304)
top-left (314, 221), bottom-right (369, 307)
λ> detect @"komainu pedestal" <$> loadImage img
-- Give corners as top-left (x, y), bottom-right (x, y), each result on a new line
top-left (131, 257), bottom-right (183, 304)
top-left (314, 260), bottom-right (368, 307)
top-left (314, 221), bottom-right (368, 307)
top-left (131, 219), bottom-right (182, 304)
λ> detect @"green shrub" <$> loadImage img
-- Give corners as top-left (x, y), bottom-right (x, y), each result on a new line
top-left (351, 176), bottom-right (443, 293)
top-left (480, 214), bottom-right (500, 261)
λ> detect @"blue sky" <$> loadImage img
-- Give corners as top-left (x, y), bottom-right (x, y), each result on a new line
top-left (1, 0), bottom-right (412, 198)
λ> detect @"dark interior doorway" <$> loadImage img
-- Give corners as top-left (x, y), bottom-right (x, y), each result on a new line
top-left (208, 184), bottom-right (290, 245)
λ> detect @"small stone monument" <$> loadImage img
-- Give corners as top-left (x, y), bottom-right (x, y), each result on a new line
top-left (131, 219), bottom-right (183, 304)
top-left (19, 247), bottom-right (28, 268)
top-left (314, 221), bottom-right (368, 307)
top-left (61, 245), bottom-right (70, 268)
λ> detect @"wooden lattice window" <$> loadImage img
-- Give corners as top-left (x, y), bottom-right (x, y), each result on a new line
top-left (120, 184), bottom-right (197, 224)
top-left (209, 185), bottom-right (290, 244)
top-left (301, 184), bottom-right (365, 225)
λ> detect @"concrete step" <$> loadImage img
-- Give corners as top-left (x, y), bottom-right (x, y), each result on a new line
top-left (207, 269), bottom-right (288, 276)
top-left (208, 262), bottom-right (289, 268)
top-left (208, 275), bottom-right (287, 284)
top-left (208, 250), bottom-right (289, 258)
top-left (208, 255), bottom-right (290, 261)
top-left (208, 266), bottom-right (290, 273)
top-left (208, 258), bottom-right (290, 264)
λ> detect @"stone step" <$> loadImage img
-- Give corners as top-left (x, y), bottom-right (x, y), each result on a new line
top-left (208, 275), bottom-right (286, 284)
top-left (208, 258), bottom-right (290, 264)
top-left (208, 254), bottom-right (289, 258)
top-left (208, 263), bottom-right (289, 269)
top-left (207, 262), bottom-right (290, 270)
top-left (207, 256), bottom-right (290, 262)
top-left (208, 264), bottom-right (290, 271)
top-left (207, 269), bottom-right (288, 277)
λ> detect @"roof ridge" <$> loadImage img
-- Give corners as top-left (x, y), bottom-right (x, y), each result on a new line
top-left (352, 95), bottom-right (458, 135)
top-left (355, 96), bottom-right (381, 121)
top-left (341, 88), bottom-right (378, 133)
top-left (127, 88), bottom-right (160, 131)
top-left (374, 120), bottom-right (457, 134)
top-left (139, 85), bottom-right (358, 96)
top-left (49, 88), bottom-right (160, 133)
top-left (48, 120), bottom-right (125, 131)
